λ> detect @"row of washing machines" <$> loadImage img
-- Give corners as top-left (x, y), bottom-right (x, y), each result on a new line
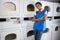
top-left (0, 0), bottom-right (60, 40)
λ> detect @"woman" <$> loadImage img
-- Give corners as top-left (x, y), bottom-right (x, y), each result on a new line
top-left (32, 2), bottom-right (48, 40)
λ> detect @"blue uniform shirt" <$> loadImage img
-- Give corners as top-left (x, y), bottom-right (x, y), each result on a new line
top-left (33, 9), bottom-right (48, 31)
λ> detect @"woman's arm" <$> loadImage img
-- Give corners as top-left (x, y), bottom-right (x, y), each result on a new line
top-left (32, 15), bottom-right (36, 21)
top-left (32, 14), bottom-right (47, 21)
top-left (32, 11), bottom-right (48, 21)
top-left (32, 15), bottom-right (42, 21)
top-left (37, 14), bottom-right (47, 21)
top-left (36, 10), bottom-right (48, 21)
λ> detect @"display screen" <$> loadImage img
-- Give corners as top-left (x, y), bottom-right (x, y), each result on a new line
top-left (54, 16), bottom-right (60, 19)
top-left (24, 17), bottom-right (33, 21)
top-left (0, 18), bottom-right (6, 22)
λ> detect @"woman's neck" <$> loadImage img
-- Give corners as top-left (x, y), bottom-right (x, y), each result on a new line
top-left (39, 8), bottom-right (43, 12)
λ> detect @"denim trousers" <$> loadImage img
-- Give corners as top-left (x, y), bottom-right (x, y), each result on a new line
top-left (34, 30), bottom-right (43, 40)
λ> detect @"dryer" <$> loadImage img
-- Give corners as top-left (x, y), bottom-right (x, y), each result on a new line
top-left (0, 0), bottom-right (20, 18)
top-left (52, 2), bottom-right (60, 40)
top-left (0, 28), bottom-right (21, 40)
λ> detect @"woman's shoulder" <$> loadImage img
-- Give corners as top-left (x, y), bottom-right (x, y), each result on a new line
top-left (36, 11), bottom-right (39, 13)
top-left (44, 9), bottom-right (48, 12)
top-left (36, 11), bottom-right (39, 12)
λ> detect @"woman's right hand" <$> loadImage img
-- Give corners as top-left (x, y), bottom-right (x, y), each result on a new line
top-left (32, 18), bottom-right (36, 21)
top-left (32, 15), bottom-right (36, 22)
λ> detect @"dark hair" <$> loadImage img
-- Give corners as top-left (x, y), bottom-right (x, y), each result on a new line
top-left (35, 2), bottom-right (42, 6)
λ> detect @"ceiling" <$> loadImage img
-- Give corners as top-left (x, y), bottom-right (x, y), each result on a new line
top-left (41, 0), bottom-right (60, 3)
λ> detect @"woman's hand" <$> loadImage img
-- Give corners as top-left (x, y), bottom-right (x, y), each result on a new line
top-left (32, 18), bottom-right (36, 21)
top-left (32, 18), bottom-right (41, 21)
top-left (32, 15), bottom-right (43, 21)
top-left (36, 18), bottom-right (41, 21)
top-left (32, 15), bottom-right (36, 21)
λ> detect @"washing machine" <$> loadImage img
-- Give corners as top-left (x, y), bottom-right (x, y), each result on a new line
top-left (0, 17), bottom-right (20, 30)
top-left (52, 2), bottom-right (60, 40)
top-left (0, 0), bottom-right (20, 17)
top-left (41, 1), bottom-right (54, 16)
top-left (0, 28), bottom-right (21, 40)
top-left (52, 23), bottom-right (60, 40)
top-left (53, 3), bottom-right (60, 16)
top-left (0, 0), bottom-right (22, 40)
top-left (24, 21), bottom-right (34, 40)
top-left (23, 0), bottom-right (41, 40)
top-left (40, 1), bottom-right (54, 40)
top-left (0, 17), bottom-right (21, 40)
top-left (23, 0), bottom-right (36, 40)
top-left (20, 22), bottom-right (29, 40)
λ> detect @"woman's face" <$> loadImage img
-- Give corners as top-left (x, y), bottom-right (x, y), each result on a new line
top-left (36, 4), bottom-right (42, 9)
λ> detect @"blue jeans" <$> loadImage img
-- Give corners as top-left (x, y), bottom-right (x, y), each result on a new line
top-left (34, 30), bottom-right (43, 40)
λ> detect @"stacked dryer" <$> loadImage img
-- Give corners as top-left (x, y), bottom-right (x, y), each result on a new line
top-left (22, 0), bottom-right (53, 40)
top-left (22, 0), bottom-right (35, 40)
top-left (0, 0), bottom-right (21, 40)
top-left (40, 1), bottom-right (54, 40)
top-left (0, 0), bottom-right (60, 40)
top-left (52, 2), bottom-right (60, 40)
top-left (22, 0), bottom-right (60, 40)
top-left (42, 1), bottom-right (60, 40)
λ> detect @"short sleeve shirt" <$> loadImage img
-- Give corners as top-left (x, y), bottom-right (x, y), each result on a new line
top-left (33, 9), bottom-right (48, 31)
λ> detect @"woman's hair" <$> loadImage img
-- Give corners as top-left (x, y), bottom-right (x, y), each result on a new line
top-left (35, 2), bottom-right (42, 6)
